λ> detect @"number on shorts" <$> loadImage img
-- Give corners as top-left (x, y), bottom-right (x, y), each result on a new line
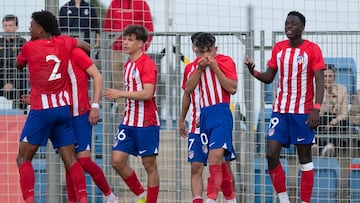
top-left (269, 117), bottom-right (280, 129)
top-left (116, 129), bottom-right (126, 141)
top-left (200, 133), bottom-right (208, 145)
top-left (188, 138), bottom-right (195, 150)
top-left (46, 55), bottom-right (61, 81)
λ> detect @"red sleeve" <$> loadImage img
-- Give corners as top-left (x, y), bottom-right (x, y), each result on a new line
top-left (267, 42), bottom-right (280, 69)
top-left (217, 56), bottom-right (237, 80)
top-left (71, 48), bottom-right (93, 71)
top-left (182, 64), bottom-right (193, 90)
top-left (310, 43), bottom-right (325, 71)
top-left (141, 60), bottom-right (157, 84)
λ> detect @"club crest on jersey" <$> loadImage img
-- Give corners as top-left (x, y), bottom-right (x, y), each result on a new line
top-left (131, 69), bottom-right (137, 78)
top-left (189, 150), bottom-right (194, 159)
top-left (268, 128), bottom-right (275, 136)
top-left (297, 55), bottom-right (304, 64)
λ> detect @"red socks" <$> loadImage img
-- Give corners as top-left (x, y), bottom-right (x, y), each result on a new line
top-left (301, 168), bottom-right (314, 202)
top-left (147, 185), bottom-right (160, 203)
top-left (19, 161), bottom-right (35, 201)
top-left (69, 162), bottom-right (87, 201)
top-left (78, 157), bottom-right (112, 196)
top-left (268, 163), bottom-right (287, 193)
top-left (207, 164), bottom-right (223, 201)
top-left (65, 169), bottom-right (77, 202)
top-left (193, 198), bottom-right (203, 203)
top-left (124, 171), bottom-right (145, 196)
top-left (221, 162), bottom-right (235, 200)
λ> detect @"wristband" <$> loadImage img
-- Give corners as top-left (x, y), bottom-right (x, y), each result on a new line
top-left (91, 103), bottom-right (100, 109)
top-left (313, 103), bottom-right (321, 110)
top-left (253, 70), bottom-right (259, 77)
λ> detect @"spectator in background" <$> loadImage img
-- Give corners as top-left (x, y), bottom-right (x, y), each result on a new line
top-left (315, 64), bottom-right (349, 156)
top-left (103, 0), bottom-right (154, 114)
top-left (0, 14), bottom-right (27, 110)
top-left (350, 90), bottom-right (360, 127)
top-left (59, 0), bottom-right (100, 48)
top-left (319, 64), bottom-right (349, 134)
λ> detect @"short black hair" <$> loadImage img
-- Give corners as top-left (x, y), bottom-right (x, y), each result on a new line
top-left (3, 14), bottom-right (18, 26)
top-left (287, 11), bottom-right (306, 26)
top-left (32, 10), bottom-right (61, 36)
top-left (194, 32), bottom-right (216, 51)
top-left (123, 25), bottom-right (148, 43)
top-left (191, 32), bottom-right (203, 43)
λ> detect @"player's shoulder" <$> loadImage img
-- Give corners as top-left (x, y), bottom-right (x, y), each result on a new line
top-left (274, 39), bottom-right (289, 47)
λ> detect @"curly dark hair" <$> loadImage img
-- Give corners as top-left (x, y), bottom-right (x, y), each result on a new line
top-left (123, 25), bottom-right (148, 43)
top-left (193, 32), bottom-right (216, 51)
top-left (32, 10), bottom-right (61, 36)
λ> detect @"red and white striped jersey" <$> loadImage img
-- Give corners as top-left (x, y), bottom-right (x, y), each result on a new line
top-left (267, 39), bottom-right (325, 114)
top-left (182, 62), bottom-right (200, 134)
top-left (198, 54), bottom-right (237, 108)
top-left (17, 35), bottom-right (77, 110)
top-left (121, 54), bottom-right (160, 127)
top-left (68, 48), bottom-right (93, 117)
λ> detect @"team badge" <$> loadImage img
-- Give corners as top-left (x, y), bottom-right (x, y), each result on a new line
top-left (297, 55), bottom-right (304, 64)
top-left (189, 150), bottom-right (194, 159)
top-left (268, 128), bottom-right (275, 136)
top-left (113, 139), bottom-right (118, 147)
top-left (202, 145), bottom-right (208, 154)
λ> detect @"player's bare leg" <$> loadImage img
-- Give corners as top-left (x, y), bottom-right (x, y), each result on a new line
top-left (112, 150), bottom-right (146, 201)
top-left (191, 162), bottom-right (204, 203)
top-left (142, 155), bottom-right (160, 203)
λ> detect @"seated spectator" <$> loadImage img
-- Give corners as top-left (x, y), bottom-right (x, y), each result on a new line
top-left (0, 14), bottom-right (27, 110)
top-left (317, 64), bottom-right (349, 150)
top-left (350, 90), bottom-right (360, 128)
top-left (59, 0), bottom-right (100, 48)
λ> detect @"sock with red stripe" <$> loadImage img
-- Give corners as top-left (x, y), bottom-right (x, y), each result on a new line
top-left (300, 162), bottom-right (314, 202)
top-left (19, 161), bottom-right (35, 201)
top-left (124, 171), bottom-right (145, 196)
top-left (146, 185), bottom-right (159, 203)
top-left (221, 162), bottom-right (235, 200)
top-left (78, 157), bottom-right (112, 196)
top-left (69, 162), bottom-right (87, 201)
top-left (207, 164), bottom-right (223, 201)
top-left (268, 163), bottom-right (287, 193)
top-left (65, 168), bottom-right (77, 202)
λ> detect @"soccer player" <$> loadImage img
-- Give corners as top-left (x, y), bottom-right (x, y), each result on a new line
top-left (179, 32), bottom-right (237, 203)
top-left (103, 25), bottom-right (160, 203)
top-left (64, 47), bottom-right (118, 203)
top-left (244, 11), bottom-right (325, 203)
top-left (185, 32), bottom-right (237, 203)
top-left (16, 10), bottom-right (90, 203)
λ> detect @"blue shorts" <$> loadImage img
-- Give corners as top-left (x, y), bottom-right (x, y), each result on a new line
top-left (200, 103), bottom-right (235, 158)
top-left (112, 124), bottom-right (160, 157)
top-left (20, 106), bottom-right (76, 148)
top-left (267, 112), bottom-right (315, 148)
top-left (73, 112), bottom-right (92, 153)
top-left (188, 132), bottom-right (208, 165)
top-left (188, 132), bottom-right (236, 165)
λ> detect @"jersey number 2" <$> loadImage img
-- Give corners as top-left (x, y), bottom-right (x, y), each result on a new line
top-left (46, 55), bottom-right (61, 81)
